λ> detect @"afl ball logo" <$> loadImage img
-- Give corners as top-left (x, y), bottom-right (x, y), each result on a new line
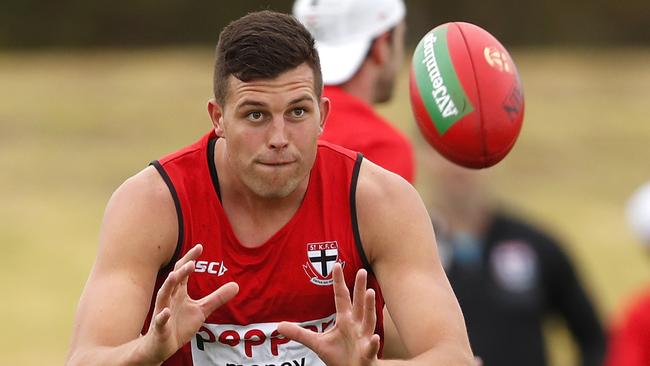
top-left (303, 241), bottom-right (345, 286)
top-left (484, 47), bottom-right (512, 73)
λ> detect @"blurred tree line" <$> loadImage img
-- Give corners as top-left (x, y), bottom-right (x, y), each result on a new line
top-left (0, 0), bottom-right (647, 49)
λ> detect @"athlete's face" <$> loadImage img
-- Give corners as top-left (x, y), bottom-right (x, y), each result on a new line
top-left (209, 63), bottom-right (329, 198)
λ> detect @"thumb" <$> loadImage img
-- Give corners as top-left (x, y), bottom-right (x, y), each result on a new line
top-left (277, 322), bottom-right (319, 350)
top-left (364, 334), bottom-right (381, 360)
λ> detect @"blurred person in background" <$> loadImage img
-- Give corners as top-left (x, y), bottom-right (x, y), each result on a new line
top-left (424, 150), bottom-right (606, 366)
top-left (605, 181), bottom-right (650, 366)
top-left (293, 0), bottom-right (415, 183)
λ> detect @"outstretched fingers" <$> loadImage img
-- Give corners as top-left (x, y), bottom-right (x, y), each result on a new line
top-left (361, 289), bottom-right (377, 335)
top-left (199, 282), bottom-right (239, 316)
top-left (278, 267), bottom-right (380, 364)
top-left (155, 271), bottom-right (176, 313)
top-left (277, 322), bottom-right (319, 351)
top-left (174, 245), bottom-right (202, 287)
top-left (352, 268), bottom-right (368, 321)
top-left (174, 244), bottom-right (203, 270)
top-left (153, 243), bottom-right (202, 319)
top-left (154, 261), bottom-right (195, 315)
top-left (332, 263), bottom-right (352, 315)
top-left (361, 289), bottom-right (380, 361)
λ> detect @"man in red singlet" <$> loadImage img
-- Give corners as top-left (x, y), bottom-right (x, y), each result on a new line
top-left (66, 10), bottom-right (473, 366)
top-left (293, 0), bottom-right (414, 183)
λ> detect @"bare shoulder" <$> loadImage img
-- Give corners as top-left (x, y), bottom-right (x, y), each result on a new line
top-left (110, 166), bottom-right (175, 211)
top-left (100, 165), bottom-right (178, 270)
top-left (355, 159), bottom-right (421, 210)
top-left (355, 159), bottom-right (433, 263)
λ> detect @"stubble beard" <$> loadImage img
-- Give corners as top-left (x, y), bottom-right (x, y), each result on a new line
top-left (246, 169), bottom-right (305, 199)
top-left (237, 157), bottom-right (311, 199)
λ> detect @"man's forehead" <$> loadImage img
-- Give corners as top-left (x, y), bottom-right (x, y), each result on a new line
top-left (232, 64), bottom-right (314, 87)
top-left (226, 65), bottom-right (319, 106)
top-left (230, 76), bottom-right (315, 93)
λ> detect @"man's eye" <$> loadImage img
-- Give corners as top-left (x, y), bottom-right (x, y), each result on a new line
top-left (247, 111), bottom-right (263, 121)
top-left (292, 108), bottom-right (306, 118)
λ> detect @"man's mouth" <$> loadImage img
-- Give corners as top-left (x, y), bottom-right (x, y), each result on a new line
top-left (257, 160), bottom-right (296, 166)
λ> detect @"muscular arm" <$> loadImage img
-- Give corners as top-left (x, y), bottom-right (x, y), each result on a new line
top-left (356, 160), bottom-right (473, 365)
top-left (66, 166), bottom-right (179, 365)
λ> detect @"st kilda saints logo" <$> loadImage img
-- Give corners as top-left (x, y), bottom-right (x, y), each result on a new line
top-left (303, 241), bottom-right (345, 286)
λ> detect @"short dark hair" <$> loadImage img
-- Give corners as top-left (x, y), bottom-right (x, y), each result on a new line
top-left (213, 10), bottom-right (323, 106)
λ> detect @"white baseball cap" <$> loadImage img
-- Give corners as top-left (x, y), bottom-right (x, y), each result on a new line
top-left (626, 181), bottom-right (650, 245)
top-left (293, 0), bottom-right (406, 85)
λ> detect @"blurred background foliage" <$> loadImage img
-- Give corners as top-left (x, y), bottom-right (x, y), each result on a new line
top-left (1, 0), bottom-right (648, 49)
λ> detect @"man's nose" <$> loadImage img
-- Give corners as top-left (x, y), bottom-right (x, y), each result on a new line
top-left (268, 115), bottom-right (289, 150)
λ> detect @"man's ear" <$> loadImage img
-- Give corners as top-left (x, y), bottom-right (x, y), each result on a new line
top-left (319, 97), bottom-right (330, 136)
top-left (369, 31), bottom-right (391, 66)
top-left (207, 99), bottom-right (225, 137)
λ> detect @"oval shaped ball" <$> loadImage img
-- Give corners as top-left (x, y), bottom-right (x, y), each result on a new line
top-left (409, 22), bottom-right (525, 169)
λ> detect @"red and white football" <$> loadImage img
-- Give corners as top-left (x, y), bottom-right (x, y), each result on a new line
top-left (409, 22), bottom-right (524, 169)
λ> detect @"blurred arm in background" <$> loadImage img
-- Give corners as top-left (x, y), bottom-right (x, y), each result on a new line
top-left (544, 233), bottom-right (606, 365)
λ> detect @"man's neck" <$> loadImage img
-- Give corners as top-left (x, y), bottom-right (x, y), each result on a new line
top-left (436, 198), bottom-right (492, 237)
top-left (335, 64), bottom-right (378, 105)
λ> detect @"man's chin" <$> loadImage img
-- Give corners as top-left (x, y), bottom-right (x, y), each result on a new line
top-left (253, 185), bottom-right (296, 199)
top-left (247, 177), bottom-right (302, 199)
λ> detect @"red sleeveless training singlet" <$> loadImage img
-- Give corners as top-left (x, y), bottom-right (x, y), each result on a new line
top-left (146, 131), bottom-right (385, 366)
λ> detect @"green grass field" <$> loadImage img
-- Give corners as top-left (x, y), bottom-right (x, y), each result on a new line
top-left (0, 48), bottom-right (648, 365)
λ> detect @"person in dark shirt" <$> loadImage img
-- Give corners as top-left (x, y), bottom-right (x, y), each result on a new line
top-left (426, 151), bottom-right (606, 366)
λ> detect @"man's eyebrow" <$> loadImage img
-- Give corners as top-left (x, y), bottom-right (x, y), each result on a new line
top-left (288, 96), bottom-right (314, 105)
top-left (235, 99), bottom-right (267, 109)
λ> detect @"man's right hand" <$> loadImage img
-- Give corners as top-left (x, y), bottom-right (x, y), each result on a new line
top-left (138, 244), bottom-right (239, 364)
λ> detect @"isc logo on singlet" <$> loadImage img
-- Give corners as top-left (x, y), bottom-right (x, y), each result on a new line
top-left (190, 314), bottom-right (335, 366)
top-left (194, 260), bottom-right (228, 277)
